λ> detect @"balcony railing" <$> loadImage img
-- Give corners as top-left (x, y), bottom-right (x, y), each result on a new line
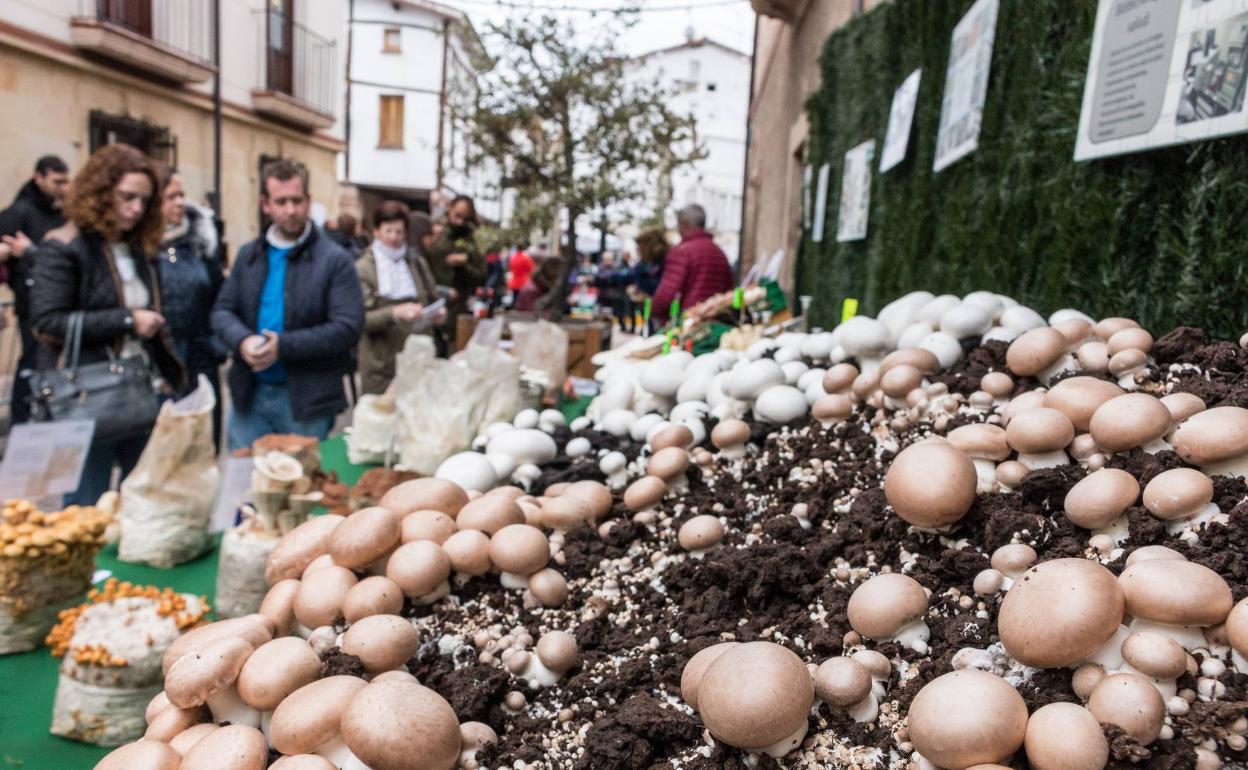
top-left (253, 8), bottom-right (336, 125)
top-left (74, 0), bottom-right (215, 73)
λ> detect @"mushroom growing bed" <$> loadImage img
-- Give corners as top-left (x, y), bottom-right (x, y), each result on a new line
top-left (97, 311), bottom-right (1248, 770)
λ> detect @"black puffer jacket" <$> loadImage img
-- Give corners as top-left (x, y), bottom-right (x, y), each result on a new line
top-left (29, 223), bottom-right (185, 389)
top-left (0, 180), bottom-right (67, 318)
top-left (159, 203), bottom-right (226, 374)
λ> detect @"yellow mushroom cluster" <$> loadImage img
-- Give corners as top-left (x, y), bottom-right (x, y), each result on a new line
top-left (46, 578), bottom-right (211, 660)
top-left (0, 500), bottom-right (111, 560)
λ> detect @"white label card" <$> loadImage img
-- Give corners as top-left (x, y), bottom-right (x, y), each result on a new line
top-left (0, 420), bottom-right (95, 501)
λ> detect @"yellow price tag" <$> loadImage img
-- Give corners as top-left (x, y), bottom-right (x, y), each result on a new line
top-left (841, 298), bottom-right (859, 324)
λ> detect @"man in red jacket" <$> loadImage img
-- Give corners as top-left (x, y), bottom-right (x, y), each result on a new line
top-left (652, 204), bottom-right (734, 322)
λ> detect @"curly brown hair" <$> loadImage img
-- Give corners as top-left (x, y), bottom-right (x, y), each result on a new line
top-left (66, 144), bottom-right (164, 253)
top-left (634, 228), bottom-right (670, 264)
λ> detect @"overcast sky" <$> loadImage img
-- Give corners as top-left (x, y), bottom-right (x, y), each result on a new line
top-left (448, 0), bottom-right (756, 57)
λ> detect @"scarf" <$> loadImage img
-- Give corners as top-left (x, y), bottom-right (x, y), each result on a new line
top-left (373, 239), bottom-right (418, 300)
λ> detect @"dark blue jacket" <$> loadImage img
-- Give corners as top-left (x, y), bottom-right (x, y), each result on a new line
top-left (160, 204), bottom-right (225, 383)
top-left (211, 225), bottom-right (364, 421)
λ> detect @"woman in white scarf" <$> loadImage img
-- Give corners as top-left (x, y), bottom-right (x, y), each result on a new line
top-left (355, 201), bottom-right (444, 394)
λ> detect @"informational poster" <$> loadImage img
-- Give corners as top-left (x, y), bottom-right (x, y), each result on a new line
top-left (811, 163), bottom-right (831, 242)
top-left (802, 165), bottom-right (814, 229)
top-left (881, 69), bottom-right (923, 172)
top-left (1075, 0), bottom-right (1248, 161)
top-left (0, 420), bottom-right (95, 501)
top-left (933, 0), bottom-right (1000, 172)
top-left (837, 140), bottom-right (876, 242)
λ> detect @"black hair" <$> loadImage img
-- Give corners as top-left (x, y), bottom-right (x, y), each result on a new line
top-left (35, 155), bottom-right (68, 176)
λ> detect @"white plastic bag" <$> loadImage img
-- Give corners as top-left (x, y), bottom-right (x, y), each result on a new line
top-left (117, 376), bottom-right (218, 567)
top-left (509, 319), bottom-right (569, 401)
top-left (392, 331), bottom-right (522, 474)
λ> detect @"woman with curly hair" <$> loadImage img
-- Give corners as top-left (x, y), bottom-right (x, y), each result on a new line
top-left (30, 143), bottom-right (185, 505)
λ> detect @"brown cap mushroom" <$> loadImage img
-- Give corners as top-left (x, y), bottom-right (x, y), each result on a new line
top-left (385, 540), bottom-right (451, 599)
top-left (846, 573), bottom-right (929, 645)
top-left (624, 476), bottom-right (667, 512)
top-left (94, 740), bottom-right (182, 770)
top-left (535, 630), bottom-right (579, 674)
top-left (1087, 673), bottom-right (1165, 745)
top-left (563, 480), bottom-right (614, 522)
top-left (1142, 468), bottom-right (1213, 521)
top-left (1044, 377), bottom-right (1125, 433)
top-left (259, 579), bottom-right (300, 636)
top-left (680, 642), bottom-right (740, 710)
top-left (1006, 327), bottom-right (1067, 377)
top-left (329, 507), bottom-right (401, 570)
top-left (991, 544), bottom-right (1038, 577)
top-left (880, 348), bottom-right (940, 376)
top-left (269, 756), bottom-right (338, 770)
top-left (179, 724), bottom-right (269, 770)
top-left (1108, 348), bottom-right (1147, 380)
top-left (538, 495), bottom-right (594, 530)
top-left (980, 371), bottom-right (1014, 398)
top-left (998, 558), bottom-right (1124, 667)
top-left (293, 565), bottom-right (359, 629)
top-left (1160, 393), bottom-right (1206, 430)
top-left (265, 515), bottom-right (346, 585)
top-left (812, 394), bottom-right (853, 427)
top-left (1005, 407), bottom-right (1075, 454)
top-left (441, 529), bottom-right (491, 576)
top-left (1075, 340), bottom-right (1111, 372)
top-left (695, 641), bottom-right (814, 754)
top-left (378, 478), bottom-right (469, 518)
top-left (1226, 598), bottom-right (1248, 659)
top-left (165, 636), bottom-right (254, 709)
top-left (883, 440), bottom-right (977, 528)
top-left (145, 704), bottom-right (208, 743)
top-left (1120, 632), bottom-right (1187, 681)
top-left (648, 446), bottom-right (690, 481)
top-left (907, 670), bottom-right (1028, 768)
top-left (342, 575), bottom-right (405, 623)
top-left (341, 614), bottom-right (420, 673)
top-left (851, 371), bottom-right (880, 399)
top-left (947, 423), bottom-right (1010, 461)
top-left (1094, 317), bottom-right (1140, 341)
top-left (161, 615), bottom-right (272, 675)
top-left (1170, 405), bottom-right (1248, 471)
top-left (456, 495), bottom-right (526, 535)
top-left (527, 568), bottom-right (568, 607)
top-left (813, 657), bottom-right (871, 708)
top-left (400, 510), bottom-right (458, 545)
top-left (341, 679), bottom-right (461, 770)
top-left (1000, 390), bottom-right (1047, 425)
top-left (1071, 663), bottom-right (1107, 701)
top-left (678, 515), bottom-right (725, 552)
top-left (270, 675), bottom-right (368, 755)
top-left (1063, 468), bottom-right (1140, 530)
top-left (880, 364), bottom-right (922, 399)
top-left (236, 636), bottom-right (321, 711)
top-left (1107, 327), bottom-right (1153, 355)
top-left (1118, 559), bottom-right (1232, 627)
top-left (710, 419), bottom-right (750, 456)
top-left (822, 363), bottom-right (860, 394)
top-left (459, 721), bottom-right (499, 765)
top-left (1089, 394), bottom-right (1172, 453)
top-left (652, 424), bottom-right (695, 451)
top-left (1053, 318), bottom-right (1094, 346)
top-left (168, 723), bottom-right (219, 756)
top-left (995, 460), bottom-right (1030, 489)
top-left (1023, 702), bottom-right (1109, 770)
top-left (1124, 544), bottom-right (1186, 566)
top-left (488, 524), bottom-right (550, 577)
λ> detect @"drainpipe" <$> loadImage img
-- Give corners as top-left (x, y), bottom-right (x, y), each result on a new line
top-left (345, 0), bottom-right (355, 181)
top-left (210, 0), bottom-right (223, 257)
top-left (436, 17), bottom-right (451, 196)
top-left (736, 15), bottom-right (759, 282)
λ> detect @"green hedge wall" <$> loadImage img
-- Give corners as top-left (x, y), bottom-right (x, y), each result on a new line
top-left (798, 0), bottom-right (1248, 339)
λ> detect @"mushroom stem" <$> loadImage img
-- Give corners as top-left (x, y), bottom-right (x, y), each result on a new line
top-left (1079, 625), bottom-right (1130, 671)
top-left (1127, 618), bottom-right (1209, 652)
top-left (1119, 664), bottom-right (1178, 700)
top-left (412, 581), bottom-right (451, 606)
top-left (316, 737), bottom-right (361, 769)
top-left (1200, 456), bottom-right (1248, 479)
top-left (1093, 514), bottom-right (1131, 546)
top-left (887, 620), bottom-right (931, 654)
top-left (520, 655), bottom-right (561, 687)
top-left (846, 693), bottom-right (879, 724)
top-left (1038, 354), bottom-right (1076, 384)
top-left (499, 572), bottom-right (531, 590)
top-left (206, 685), bottom-right (261, 728)
top-left (1167, 503), bottom-right (1225, 539)
top-left (972, 459), bottom-right (998, 493)
top-left (757, 721), bottom-right (808, 758)
top-left (1142, 436), bottom-right (1171, 455)
top-left (1018, 450), bottom-right (1069, 470)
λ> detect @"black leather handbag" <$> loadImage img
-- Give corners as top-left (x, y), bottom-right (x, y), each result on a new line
top-left (28, 311), bottom-right (160, 444)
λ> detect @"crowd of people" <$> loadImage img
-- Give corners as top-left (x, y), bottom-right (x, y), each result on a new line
top-left (0, 144), bottom-right (736, 506)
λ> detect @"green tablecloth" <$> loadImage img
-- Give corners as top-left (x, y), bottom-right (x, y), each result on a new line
top-left (0, 396), bottom-right (593, 769)
top-left (0, 435), bottom-right (369, 769)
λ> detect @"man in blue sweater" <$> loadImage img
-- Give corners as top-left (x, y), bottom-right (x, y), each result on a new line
top-left (212, 159), bottom-right (364, 450)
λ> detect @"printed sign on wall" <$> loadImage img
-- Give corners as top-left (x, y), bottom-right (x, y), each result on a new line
top-left (882, 70), bottom-right (923, 172)
top-left (838, 140), bottom-right (876, 242)
top-left (811, 163), bottom-right (831, 242)
top-left (934, 0), bottom-right (1000, 172)
top-left (1076, 0), bottom-right (1248, 161)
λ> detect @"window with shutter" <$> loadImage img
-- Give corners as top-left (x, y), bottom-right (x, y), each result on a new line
top-left (379, 95), bottom-right (404, 148)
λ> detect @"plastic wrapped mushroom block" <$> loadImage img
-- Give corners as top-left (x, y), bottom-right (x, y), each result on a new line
top-left (345, 395), bottom-right (401, 466)
top-left (0, 500), bottom-right (112, 655)
top-left (215, 451), bottom-right (321, 619)
top-left (45, 578), bottom-right (209, 745)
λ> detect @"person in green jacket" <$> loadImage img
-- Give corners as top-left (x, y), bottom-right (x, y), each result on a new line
top-left (425, 194), bottom-right (486, 351)
top-left (355, 202), bottom-right (443, 394)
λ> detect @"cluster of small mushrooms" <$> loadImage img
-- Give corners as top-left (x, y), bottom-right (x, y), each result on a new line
top-left (92, 289), bottom-right (1248, 770)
